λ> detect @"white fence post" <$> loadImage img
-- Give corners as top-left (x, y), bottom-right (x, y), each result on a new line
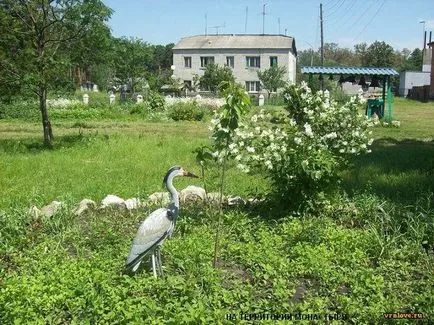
top-left (258, 94), bottom-right (265, 106)
top-left (109, 93), bottom-right (115, 105)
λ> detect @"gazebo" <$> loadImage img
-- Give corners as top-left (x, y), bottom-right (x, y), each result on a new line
top-left (301, 66), bottom-right (399, 120)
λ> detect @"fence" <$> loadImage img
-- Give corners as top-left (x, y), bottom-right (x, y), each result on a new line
top-left (407, 85), bottom-right (431, 102)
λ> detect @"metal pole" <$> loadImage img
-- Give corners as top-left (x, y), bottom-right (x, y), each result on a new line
top-left (262, 3), bottom-right (267, 34)
top-left (387, 76), bottom-right (392, 121)
top-left (382, 76), bottom-right (386, 117)
top-left (245, 6), bottom-right (248, 33)
top-left (320, 3), bottom-right (324, 90)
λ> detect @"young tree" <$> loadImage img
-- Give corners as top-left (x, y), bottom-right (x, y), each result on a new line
top-left (0, 0), bottom-right (112, 146)
top-left (199, 63), bottom-right (235, 93)
top-left (257, 65), bottom-right (287, 98)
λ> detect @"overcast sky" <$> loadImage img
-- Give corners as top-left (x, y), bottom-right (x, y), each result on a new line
top-left (104, 0), bottom-right (434, 51)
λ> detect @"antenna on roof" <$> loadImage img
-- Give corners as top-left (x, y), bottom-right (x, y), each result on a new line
top-left (205, 13), bottom-right (208, 36)
top-left (262, 3), bottom-right (268, 34)
top-left (285, 28), bottom-right (287, 36)
top-left (278, 17), bottom-right (281, 35)
top-left (245, 6), bottom-right (248, 33)
top-left (210, 22), bottom-right (225, 35)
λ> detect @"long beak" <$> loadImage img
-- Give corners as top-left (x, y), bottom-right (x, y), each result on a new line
top-left (183, 170), bottom-right (199, 178)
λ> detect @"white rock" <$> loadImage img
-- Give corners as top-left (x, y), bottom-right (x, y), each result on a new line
top-left (125, 198), bottom-right (140, 210)
top-left (28, 205), bottom-right (41, 219)
top-left (227, 196), bottom-right (246, 206)
top-left (180, 185), bottom-right (206, 203)
top-left (148, 192), bottom-right (171, 205)
top-left (40, 201), bottom-right (63, 217)
top-left (206, 192), bottom-right (227, 205)
top-left (247, 197), bottom-right (265, 205)
top-left (101, 195), bottom-right (126, 209)
top-left (73, 199), bottom-right (96, 216)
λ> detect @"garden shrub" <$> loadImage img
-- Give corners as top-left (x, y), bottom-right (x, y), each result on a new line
top-left (210, 82), bottom-right (373, 207)
top-left (168, 101), bottom-right (205, 121)
top-left (0, 101), bottom-right (39, 120)
top-left (147, 91), bottom-right (165, 112)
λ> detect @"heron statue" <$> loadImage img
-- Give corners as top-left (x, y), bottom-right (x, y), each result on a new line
top-left (125, 166), bottom-right (198, 277)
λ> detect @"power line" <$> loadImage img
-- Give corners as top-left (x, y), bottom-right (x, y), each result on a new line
top-left (324, 0), bottom-right (345, 18)
top-left (355, 0), bottom-right (386, 40)
top-left (325, 0), bottom-right (344, 12)
top-left (350, 1), bottom-right (375, 31)
top-left (324, 0), bottom-right (359, 32)
top-left (323, 0), bottom-right (336, 6)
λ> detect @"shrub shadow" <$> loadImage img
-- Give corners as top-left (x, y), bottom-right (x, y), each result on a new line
top-left (343, 137), bottom-right (434, 204)
top-left (0, 133), bottom-right (102, 154)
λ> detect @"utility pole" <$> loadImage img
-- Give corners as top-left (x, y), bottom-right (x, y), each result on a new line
top-left (320, 3), bottom-right (324, 90)
top-left (262, 3), bottom-right (268, 34)
top-left (205, 13), bottom-right (208, 36)
top-left (278, 17), bottom-right (281, 34)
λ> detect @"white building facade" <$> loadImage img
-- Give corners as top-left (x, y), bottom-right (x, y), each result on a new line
top-left (172, 34), bottom-right (297, 93)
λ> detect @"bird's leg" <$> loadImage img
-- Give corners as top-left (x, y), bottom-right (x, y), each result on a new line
top-left (156, 247), bottom-right (164, 278)
top-left (151, 253), bottom-right (157, 278)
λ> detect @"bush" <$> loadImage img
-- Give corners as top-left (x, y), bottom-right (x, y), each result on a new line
top-left (210, 82), bottom-right (373, 207)
top-left (147, 91), bottom-right (165, 112)
top-left (168, 101), bottom-right (205, 121)
top-left (0, 101), bottom-right (39, 120)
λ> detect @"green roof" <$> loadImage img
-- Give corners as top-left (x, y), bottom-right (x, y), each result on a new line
top-left (301, 66), bottom-right (398, 76)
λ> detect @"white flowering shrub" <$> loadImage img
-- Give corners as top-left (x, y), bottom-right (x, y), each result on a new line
top-left (47, 98), bottom-right (81, 109)
top-left (211, 82), bottom-right (373, 204)
top-left (165, 97), bottom-right (225, 110)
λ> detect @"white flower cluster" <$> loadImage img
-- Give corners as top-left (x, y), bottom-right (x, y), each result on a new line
top-left (47, 98), bottom-right (81, 109)
top-left (209, 83), bottom-right (374, 188)
top-left (165, 97), bottom-right (225, 109)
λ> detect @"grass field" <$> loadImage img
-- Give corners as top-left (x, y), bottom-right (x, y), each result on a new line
top-left (0, 97), bottom-right (433, 323)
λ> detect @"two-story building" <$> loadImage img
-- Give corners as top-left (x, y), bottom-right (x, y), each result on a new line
top-left (172, 34), bottom-right (297, 93)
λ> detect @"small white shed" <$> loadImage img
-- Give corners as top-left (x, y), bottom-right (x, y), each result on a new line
top-left (399, 71), bottom-right (430, 96)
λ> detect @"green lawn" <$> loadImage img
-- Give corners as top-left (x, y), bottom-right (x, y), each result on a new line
top-left (0, 98), bottom-right (433, 324)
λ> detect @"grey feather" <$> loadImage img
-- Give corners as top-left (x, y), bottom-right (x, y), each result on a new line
top-left (125, 208), bottom-right (173, 271)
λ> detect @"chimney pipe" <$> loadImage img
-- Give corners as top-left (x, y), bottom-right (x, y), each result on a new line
top-left (430, 31), bottom-right (432, 44)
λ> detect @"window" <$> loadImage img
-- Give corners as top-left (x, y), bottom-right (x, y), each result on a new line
top-left (226, 56), bottom-right (234, 68)
top-left (184, 80), bottom-right (192, 88)
top-left (270, 56), bottom-right (278, 67)
top-left (200, 56), bottom-right (214, 67)
top-left (184, 57), bottom-right (191, 68)
top-left (246, 56), bottom-right (260, 68)
top-left (245, 81), bottom-right (261, 92)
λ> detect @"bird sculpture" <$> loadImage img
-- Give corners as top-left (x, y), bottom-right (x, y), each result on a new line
top-left (125, 166), bottom-right (198, 277)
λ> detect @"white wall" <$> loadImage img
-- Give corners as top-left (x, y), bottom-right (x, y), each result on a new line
top-left (399, 71), bottom-right (430, 96)
top-left (173, 48), bottom-right (296, 91)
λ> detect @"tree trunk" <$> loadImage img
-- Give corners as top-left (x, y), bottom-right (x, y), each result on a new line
top-left (39, 86), bottom-right (53, 146)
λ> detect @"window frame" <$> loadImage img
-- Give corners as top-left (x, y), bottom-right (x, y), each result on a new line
top-left (184, 56), bottom-right (192, 68)
top-left (246, 56), bottom-right (261, 68)
top-left (270, 56), bottom-right (278, 67)
top-left (226, 56), bottom-right (234, 68)
top-left (200, 56), bottom-right (215, 68)
top-left (245, 81), bottom-right (261, 92)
